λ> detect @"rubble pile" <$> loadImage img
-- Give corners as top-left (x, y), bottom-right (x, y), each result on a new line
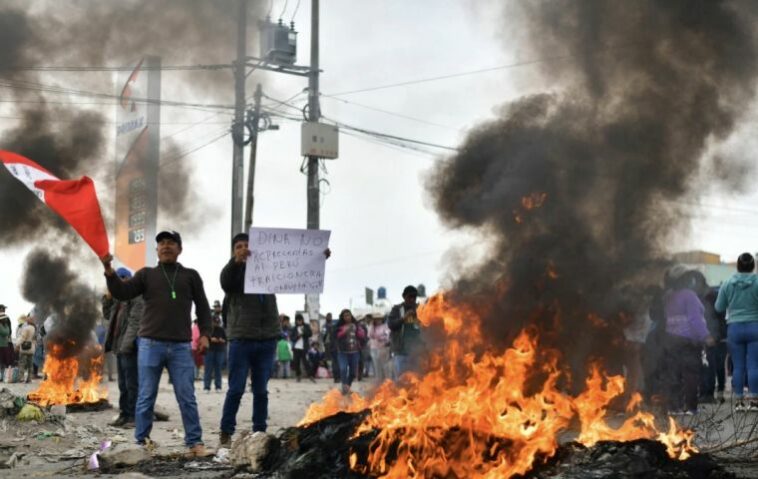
top-left (232, 411), bottom-right (735, 479)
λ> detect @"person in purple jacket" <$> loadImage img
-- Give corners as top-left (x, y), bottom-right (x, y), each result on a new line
top-left (662, 265), bottom-right (715, 415)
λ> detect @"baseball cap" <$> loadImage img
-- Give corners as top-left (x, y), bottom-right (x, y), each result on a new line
top-left (155, 230), bottom-right (182, 246)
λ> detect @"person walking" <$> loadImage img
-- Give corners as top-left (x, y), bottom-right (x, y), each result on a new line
top-left (336, 309), bottom-right (365, 395)
top-left (101, 230), bottom-right (211, 457)
top-left (661, 266), bottom-right (714, 415)
top-left (715, 253), bottom-right (758, 411)
top-left (290, 314), bottom-right (315, 382)
top-left (15, 316), bottom-right (35, 383)
top-left (368, 315), bottom-right (391, 384)
top-left (103, 267), bottom-right (144, 428)
top-left (0, 306), bottom-right (12, 382)
top-left (203, 317), bottom-right (227, 393)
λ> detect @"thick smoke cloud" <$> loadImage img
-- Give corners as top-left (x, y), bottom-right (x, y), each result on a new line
top-left (429, 0), bottom-right (758, 374)
top-left (0, 0), bottom-right (264, 243)
top-left (1, 0), bottom-right (263, 357)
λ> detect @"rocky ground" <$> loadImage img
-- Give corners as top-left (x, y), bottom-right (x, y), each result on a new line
top-left (0, 375), bottom-right (372, 478)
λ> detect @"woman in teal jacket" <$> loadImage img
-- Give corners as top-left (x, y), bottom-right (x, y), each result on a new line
top-left (715, 253), bottom-right (758, 411)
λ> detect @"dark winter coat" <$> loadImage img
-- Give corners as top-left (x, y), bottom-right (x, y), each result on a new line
top-left (220, 258), bottom-right (281, 341)
top-left (103, 295), bottom-right (144, 355)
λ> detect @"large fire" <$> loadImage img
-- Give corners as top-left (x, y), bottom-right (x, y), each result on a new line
top-left (27, 341), bottom-right (108, 406)
top-left (302, 293), bottom-right (696, 478)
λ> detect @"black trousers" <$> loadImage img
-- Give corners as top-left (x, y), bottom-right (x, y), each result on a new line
top-left (292, 348), bottom-right (312, 379)
top-left (662, 334), bottom-right (701, 412)
top-left (117, 353), bottom-right (139, 419)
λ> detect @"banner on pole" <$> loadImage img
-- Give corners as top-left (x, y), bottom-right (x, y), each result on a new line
top-left (244, 227), bottom-right (331, 294)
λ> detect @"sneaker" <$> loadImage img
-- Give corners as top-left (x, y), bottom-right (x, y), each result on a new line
top-left (109, 415), bottom-right (129, 427)
top-left (683, 409), bottom-right (697, 416)
top-left (735, 401), bottom-right (747, 412)
top-left (748, 401), bottom-right (758, 412)
top-left (122, 418), bottom-right (135, 429)
top-left (219, 431), bottom-right (232, 448)
top-left (186, 443), bottom-right (212, 458)
top-left (716, 391), bottom-right (725, 404)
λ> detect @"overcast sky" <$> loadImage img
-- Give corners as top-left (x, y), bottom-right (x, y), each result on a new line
top-left (2, 0), bottom-right (758, 324)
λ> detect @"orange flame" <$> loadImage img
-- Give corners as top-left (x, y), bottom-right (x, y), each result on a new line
top-left (521, 192), bottom-right (548, 210)
top-left (27, 342), bottom-right (108, 406)
top-left (301, 293), bottom-right (696, 478)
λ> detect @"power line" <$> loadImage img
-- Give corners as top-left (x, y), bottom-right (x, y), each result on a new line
top-left (161, 128), bottom-right (230, 168)
top-left (322, 115), bottom-right (458, 151)
top-left (321, 94), bottom-right (460, 131)
top-left (0, 79), bottom-right (234, 112)
top-left (325, 41), bottom-right (648, 97)
top-left (0, 63), bottom-right (233, 72)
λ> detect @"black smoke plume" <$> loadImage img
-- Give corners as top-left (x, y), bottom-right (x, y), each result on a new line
top-left (22, 248), bottom-right (101, 365)
top-left (1, 0), bottom-right (263, 358)
top-left (429, 0), bottom-right (758, 374)
top-left (0, 0), bottom-right (264, 242)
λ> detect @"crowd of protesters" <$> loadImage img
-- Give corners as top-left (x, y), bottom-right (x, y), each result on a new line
top-left (638, 252), bottom-right (758, 415)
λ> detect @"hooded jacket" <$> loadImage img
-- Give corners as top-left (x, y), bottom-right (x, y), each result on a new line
top-left (715, 273), bottom-right (758, 324)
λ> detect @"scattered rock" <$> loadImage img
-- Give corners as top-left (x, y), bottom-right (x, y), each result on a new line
top-left (99, 443), bottom-right (151, 467)
top-left (230, 431), bottom-right (279, 471)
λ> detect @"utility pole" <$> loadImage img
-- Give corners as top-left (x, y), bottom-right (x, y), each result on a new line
top-left (306, 0), bottom-right (320, 231)
top-left (231, 0), bottom-right (248, 241)
top-left (244, 84), bottom-right (262, 232)
top-left (305, 0), bottom-right (321, 317)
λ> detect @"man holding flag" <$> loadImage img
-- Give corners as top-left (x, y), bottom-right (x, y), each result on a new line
top-left (101, 231), bottom-right (212, 457)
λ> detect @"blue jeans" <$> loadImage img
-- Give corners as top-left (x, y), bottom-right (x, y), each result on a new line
top-left (221, 339), bottom-right (277, 434)
top-left (727, 321), bottom-right (758, 399)
top-left (204, 349), bottom-right (224, 391)
top-left (136, 338), bottom-right (202, 447)
top-left (337, 351), bottom-right (360, 387)
top-left (394, 354), bottom-right (420, 378)
top-left (117, 353), bottom-right (138, 419)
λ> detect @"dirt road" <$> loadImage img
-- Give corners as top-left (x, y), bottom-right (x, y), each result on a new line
top-left (0, 375), bottom-right (372, 477)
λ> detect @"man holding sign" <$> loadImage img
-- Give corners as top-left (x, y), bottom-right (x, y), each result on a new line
top-left (218, 229), bottom-right (330, 447)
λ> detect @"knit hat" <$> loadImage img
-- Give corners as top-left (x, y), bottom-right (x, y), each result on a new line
top-left (116, 267), bottom-right (133, 279)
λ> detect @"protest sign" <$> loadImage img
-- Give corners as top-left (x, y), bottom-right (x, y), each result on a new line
top-left (244, 227), bottom-right (331, 294)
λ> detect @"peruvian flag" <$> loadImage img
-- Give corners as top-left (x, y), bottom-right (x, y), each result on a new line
top-left (0, 150), bottom-right (110, 258)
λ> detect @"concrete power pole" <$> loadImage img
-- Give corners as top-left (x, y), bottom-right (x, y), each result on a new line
top-left (244, 84), bottom-right (263, 232)
top-left (307, 0), bottom-right (320, 231)
top-left (231, 0), bottom-right (248, 242)
top-left (305, 0), bottom-right (321, 316)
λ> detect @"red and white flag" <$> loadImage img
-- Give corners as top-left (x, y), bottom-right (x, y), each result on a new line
top-left (0, 150), bottom-right (110, 257)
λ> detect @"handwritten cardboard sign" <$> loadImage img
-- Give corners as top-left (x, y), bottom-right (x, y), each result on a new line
top-left (244, 227), bottom-right (331, 294)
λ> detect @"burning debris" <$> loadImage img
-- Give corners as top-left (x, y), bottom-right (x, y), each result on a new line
top-left (216, 411), bottom-right (732, 479)
top-left (21, 248), bottom-right (108, 407)
top-left (299, 295), bottom-right (705, 478)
